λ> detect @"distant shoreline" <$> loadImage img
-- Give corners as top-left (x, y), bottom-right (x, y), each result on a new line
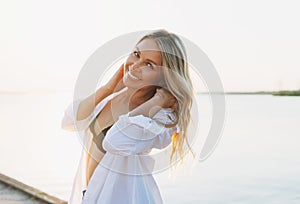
top-left (198, 90), bottom-right (300, 96)
top-left (1, 90), bottom-right (300, 96)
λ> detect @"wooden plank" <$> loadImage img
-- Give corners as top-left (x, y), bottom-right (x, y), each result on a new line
top-left (0, 173), bottom-right (67, 204)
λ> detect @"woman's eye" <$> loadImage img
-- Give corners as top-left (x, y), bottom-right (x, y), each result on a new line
top-left (146, 63), bottom-right (153, 69)
top-left (133, 51), bottom-right (139, 57)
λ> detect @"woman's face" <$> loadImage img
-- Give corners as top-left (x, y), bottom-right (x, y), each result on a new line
top-left (123, 38), bottom-right (164, 89)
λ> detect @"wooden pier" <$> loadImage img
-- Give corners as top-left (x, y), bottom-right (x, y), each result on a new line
top-left (0, 173), bottom-right (67, 204)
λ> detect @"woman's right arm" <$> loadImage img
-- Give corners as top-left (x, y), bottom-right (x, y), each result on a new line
top-left (77, 63), bottom-right (125, 120)
top-left (61, 63), bottom-right (125, 131)
top-left (76, 86), bottom-right (112, 120)
top-left (61, 87), bottom-right (112, 131)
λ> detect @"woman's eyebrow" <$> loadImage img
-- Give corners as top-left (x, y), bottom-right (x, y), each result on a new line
top-left (135, 46), bottom-right (159, 66)
top-left (146, 59), bottom-right (158, 66)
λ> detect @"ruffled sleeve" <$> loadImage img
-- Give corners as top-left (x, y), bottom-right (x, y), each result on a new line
top-left (100, 108), bottom-right (180, 175)
top-left (116, 108), bottom-right (178, 140)
top-left (103, 108), bottom-right (180, 154)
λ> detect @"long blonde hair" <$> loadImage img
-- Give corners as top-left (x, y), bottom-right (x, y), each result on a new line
top-left (137, 29), bottom-right (196, 167)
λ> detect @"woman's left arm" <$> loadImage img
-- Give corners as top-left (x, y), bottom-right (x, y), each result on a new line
top-left (128, 88), bottom-right (176, 119)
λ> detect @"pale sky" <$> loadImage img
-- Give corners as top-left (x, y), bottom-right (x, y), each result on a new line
top-left (1, 0), bottom-right (299, 92)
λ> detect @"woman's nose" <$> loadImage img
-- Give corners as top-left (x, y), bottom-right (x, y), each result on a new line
top-left (129, 61), bottom-right (142, 71)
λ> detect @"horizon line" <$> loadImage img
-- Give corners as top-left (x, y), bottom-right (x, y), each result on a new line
top-left (0, 89), bottom-right (300, 94)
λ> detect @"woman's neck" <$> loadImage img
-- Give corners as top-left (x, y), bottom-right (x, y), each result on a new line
top-left (120, 86), bottom-right (157, 109)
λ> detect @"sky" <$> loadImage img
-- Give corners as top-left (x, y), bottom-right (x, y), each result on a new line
top-left (0, 0), bottom-right (299, 92)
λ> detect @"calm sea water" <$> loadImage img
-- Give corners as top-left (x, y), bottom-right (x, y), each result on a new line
top-left (0, 92), bottom-right (299, 203)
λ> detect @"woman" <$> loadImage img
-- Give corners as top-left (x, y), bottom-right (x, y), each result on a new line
top-left (61, 29), bottom-right (194, 204)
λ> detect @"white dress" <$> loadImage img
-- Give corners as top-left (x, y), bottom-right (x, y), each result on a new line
top-left (61, 89), bottom-right (179, 204)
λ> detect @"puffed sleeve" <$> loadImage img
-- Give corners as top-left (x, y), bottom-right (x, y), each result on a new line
top-left (100, 108), bottom-right (180, 175)
top-left (104, 108), bottom-right (180, 153)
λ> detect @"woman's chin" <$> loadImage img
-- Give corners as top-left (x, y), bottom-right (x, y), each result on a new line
top-left (123, 79), bottom-right (139, 89)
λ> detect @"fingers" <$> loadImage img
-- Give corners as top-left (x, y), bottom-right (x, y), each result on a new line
top-left (154, 87), bottom-right (177, 109)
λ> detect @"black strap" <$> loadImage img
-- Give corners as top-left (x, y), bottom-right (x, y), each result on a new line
top-left (82, 189), bottom-right (86, 199)
top-left (89, 116), bottom-right (113, 154)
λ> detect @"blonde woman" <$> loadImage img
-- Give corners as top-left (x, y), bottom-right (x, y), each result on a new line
top-left (61, 29), bottom-right (194, 204)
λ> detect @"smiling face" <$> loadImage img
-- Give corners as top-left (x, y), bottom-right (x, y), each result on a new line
top-left (123, 38), bottom-right (164, 89)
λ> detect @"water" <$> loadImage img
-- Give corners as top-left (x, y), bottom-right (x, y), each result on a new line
top-left (0, 93), bottom-right (299, 203)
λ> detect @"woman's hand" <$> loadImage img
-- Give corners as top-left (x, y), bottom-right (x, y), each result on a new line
top-left (128, 87), bottom-right (178, 119)
top-left (103, 63), bottom-right (126, 93)
top-left (153, 88), bottom-right (177, 110)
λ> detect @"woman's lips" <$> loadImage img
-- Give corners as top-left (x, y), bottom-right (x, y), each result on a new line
top-left (125, 66), bottom-right (141, 80)
top-left (127, 71), bottom-right (141, 80)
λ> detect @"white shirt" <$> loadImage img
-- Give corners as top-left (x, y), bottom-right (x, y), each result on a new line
top-left (61, 89), bottom-right (179, 204)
